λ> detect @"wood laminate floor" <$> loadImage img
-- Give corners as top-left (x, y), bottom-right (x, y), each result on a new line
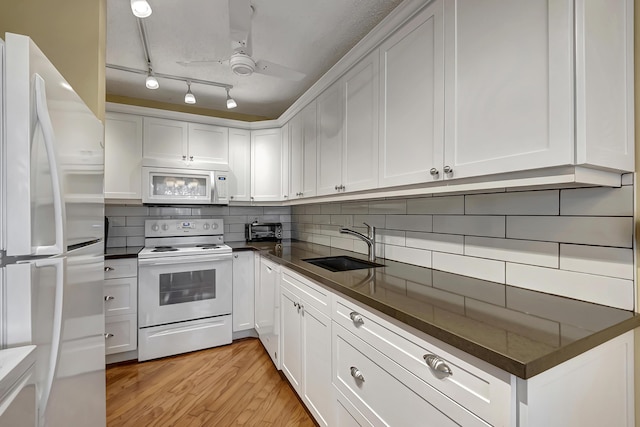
top-left (106, 338), bottom-right (316, 427)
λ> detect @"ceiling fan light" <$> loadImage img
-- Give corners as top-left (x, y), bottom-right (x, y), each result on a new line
top-left (131, 0), bottom-right (152, 18)
top-left (226, 89), bottom-right (237, 109)
top-left (145, 73), bottom-right (159, 89)
top-left (184, 82), bottom-right (196, 104)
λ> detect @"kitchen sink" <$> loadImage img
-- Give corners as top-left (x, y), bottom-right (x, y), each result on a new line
top-left (302, 256), bottom-right (385, 272)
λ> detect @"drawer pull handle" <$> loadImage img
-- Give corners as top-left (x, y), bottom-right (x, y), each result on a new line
top-left (350, 366), bottom-right (365, 382)
top-left (104, 333), bottom-right (114, 339)
top-left (424, 354), bottom-right (453, 376)
top-left (349, 312), bottom-right (364, 325)
top-left (104, 266), bottom-right (114, 272)
top-left (104, 295), bottom-right (115, 301)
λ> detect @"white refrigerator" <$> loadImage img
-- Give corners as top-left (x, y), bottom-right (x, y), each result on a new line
top-left (0, 33), bottom-right (106, 426)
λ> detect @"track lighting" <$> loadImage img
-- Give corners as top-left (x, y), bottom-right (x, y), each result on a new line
top-left (131, 0), bottom-right (152, 18)
top-left (226, 88), bottom-right (237, 109)
top-left (145, 70), bottom-right (159, 89)
top-left (184, 81), bottom-right (196, 104)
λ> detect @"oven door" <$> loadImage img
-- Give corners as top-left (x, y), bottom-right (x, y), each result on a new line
top-left (138, 253), bottom-right (232, 328)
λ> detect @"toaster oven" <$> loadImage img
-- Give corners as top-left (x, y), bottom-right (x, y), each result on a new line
top-left (245, 222), bottom-right (282, 242)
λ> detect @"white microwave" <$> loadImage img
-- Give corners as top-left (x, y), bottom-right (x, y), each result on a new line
top-left (142, 167), bottom-right (229, 205)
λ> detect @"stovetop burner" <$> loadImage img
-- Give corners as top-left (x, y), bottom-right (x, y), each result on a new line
top-left (196, 244), bottom-right (222, 249)
top-left (152, 246), bottom-right (178, 252)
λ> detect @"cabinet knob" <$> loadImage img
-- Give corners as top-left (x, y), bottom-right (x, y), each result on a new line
top-left (424, 354), bottom-right (453, 376)
top-left (443, 165), bottom-right (453, 174)
top-left (104, 266), bottom-right (114, 272)
top-left (335, 185), bottom-right (339, 190)
top-left (190, 156), bottom-right (194, 161)
top-left (104, 295), bottom-right (115, 301)
top-left (234, 254), bottom-right (238, 259)
top-left (349, 311), bottom-right (364, 325)
top-left (284, 195), bottom-right (288, 198)
top-left (350, 366), bottom-right (365, 382)
top-left (182, 155), bottom-right (187, 160)
top-left (104, 333), bottom-right (114, 339)
top-left (429, 168), bottom-right (439, 176)
top-left (340, 185), bottom-right (345, 191)
top-left (230, 196), bottom-right (234, 200)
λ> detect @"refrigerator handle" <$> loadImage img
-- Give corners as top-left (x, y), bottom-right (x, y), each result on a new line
top-left (34, 257), bottom-right (65, 422)
top-left (32, 74), bottom-right (65, 256)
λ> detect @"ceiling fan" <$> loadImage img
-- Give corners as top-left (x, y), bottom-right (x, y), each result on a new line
top-left (178, 0), bottom-right (306, 81)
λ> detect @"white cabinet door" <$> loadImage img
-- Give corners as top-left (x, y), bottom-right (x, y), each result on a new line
top-left (443, 0), bottom-right (573, 179)
top-left (280, 124), bottom-right (290, 201)
top-left (378, 0), bottom-right (445, 188)
top-left (302, 102), bottom-right (318, 198)
top-left (343, 51), bottom-right (379, 193)
top-left (280, 285), bottom-right (302, 392)
top-left (232, 251), bottom-right (254, 332)
top-left (301, 301), bottom-right (332, 427)
top-left (255, 257), bottom-right (280, 367)
top-left (316, 81), bottom-right (344, 196)
top-left (251, 128), bottom-right (283, 202)
top-left (104, 113), bottom-right (143, 200)
top-left (142, 117), bottom-right (188, 165)
top-left (187, 123), bottom-right (229, 167)
top-left (288, 113), bottom-right (304, 199)
top-left (228, 128), bottom-right (251, 202)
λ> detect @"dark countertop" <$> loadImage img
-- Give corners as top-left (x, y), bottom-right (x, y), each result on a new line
top-left (104, 246), bottom-right (143, 259)
top-left (240, 241), bottom-right (640, 379)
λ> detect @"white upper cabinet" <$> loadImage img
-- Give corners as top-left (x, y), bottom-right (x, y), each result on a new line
top-left (228, 128), bottom-right (251, 202)
top-left (343, 50), bottom-right (380, 193)
top-left (289, 102), bottom-right (317, 199)
top-left (378, 0), bottom-right (445, 188)
top-left (251, 128), bottom-right (283, 202)
top-left (443, 0), bottom-right (573, 179)
top-left (142, 117), bottom-right (229, 169)
top-left (316, 81), bottom-right (344, 196)
top-left (104, 112), bottom-right (143, 200)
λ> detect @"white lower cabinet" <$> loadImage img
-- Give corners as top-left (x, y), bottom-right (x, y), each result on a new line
top-left (104, 258), bottom-right (138, 356)
top-left (280, 269), bottom-right (333, 427)
top-left (255, 256), bottom-right (281, 368)
top-left (232, 251), bottom-right (254, 332)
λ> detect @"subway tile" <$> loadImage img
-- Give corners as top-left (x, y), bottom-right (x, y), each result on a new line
top-left (319, 225), bottom-right (342, 237)
top-left (126, 236), bottom-right (145, 247)
top-left (148, 207), bottom-right (192, 216)
top-left (263, 206), bottom-right (290, 215)
top-left (224, 215), bottom-right (249, 224)
top-left (368, 200), bottom-right (407, 214)
top-left (105, 206), bottom-right (149, 216)
top-left (109, 226), bottom-right (144, 237)
top-left (621, 173), bottom-right (633, 185)
top-left (341, 202), bottom-right (369, 214)
top-left (107, 237), bottom-right (126, 248)
top-left (292, 205), bottom-right (305, 215)
top-left (321, 203), bottom-right (341, 214)
top-left (353, 215), bottom-right (386, 228)
top-left (406, 232), bottom-right (464, 254)
top-left (296, 214), bottom-right (313, 223)
top-left (312, 234), bottom-right (331, 246)
top-left (229, 223), bottom-right (245, 233)
top-left (384, 245), bottom-right (432, 268)
top-left (230, 206), bottom-right (263, 215)
top-left (386, 215), bottom-right (432, 232)
top-left (330, 236), bottom-right (354, 251)
top-left (406, 196), bottom-right (464, 214)
top-left (311, 214), bottom-right (331, 225)
top-left (330, 215), bottom-right (353, 227)
top-left (559, 244), bottom-right (633, 280)
top-left (506, 216), bottom-right (633, 247)
top-left (353, 240), bottom-right (369, 255)
top-left (224, 232), bottom-right (245, 242)
top-left (108, 216), bottom-right (126, 227)
top-left (258, 215), bottom-right (281, 222)
top-left (506, 263), bottom-right (634, 310)
top-left (433, 215), bottom-right (505, 238)
top-left (378, 229), bottom-right (406, 246)
top-left (465, 237), bottom-right (558, 268)
top-left (193, 206), bottom-right (230, 216)
top-left (432, 252), bottom-right (505, 283)
top-left (305, 204), bottom-right (322, 214)
top-left (279, 215), bottom-right (292, 223)
top-left (282, 230), bottom-right (292, 240)
top-left (281, 222), bottom-right (292, 231)
top-left (465, 190), bottom-right (559, 215)
top-left (432, 270), bottom-right (506, 306)
top-left (297, 232), bottom-right (312, 242)
top-left (560, 186), bottom-right (633, 216)
top-left (125, 216), bottom-right (146, 227)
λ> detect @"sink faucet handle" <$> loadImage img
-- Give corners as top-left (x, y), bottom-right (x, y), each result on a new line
top-left (363, 222), bottom-right (375, 237)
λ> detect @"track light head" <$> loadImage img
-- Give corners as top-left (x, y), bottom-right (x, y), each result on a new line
top-left (145, 72), bottom-right (159, 89)
top-left (184, 81), bottom-right (196, 104)
top-left (131, 0), bottom-right (152, 18)
top-left (226, 88), bottom-right (237, 109)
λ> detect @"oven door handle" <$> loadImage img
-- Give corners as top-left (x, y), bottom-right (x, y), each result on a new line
top-left (138, 253), bottom-right (232, 266)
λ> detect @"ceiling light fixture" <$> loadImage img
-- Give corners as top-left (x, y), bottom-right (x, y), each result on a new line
top-left (226, 88), bottom-right (237, 109)
top-left (145, 69), bottom-right (159, 89)
top-left (131, 0), bottom-right (152, 18)
top-left (184, 81), bottom-right (196, 104)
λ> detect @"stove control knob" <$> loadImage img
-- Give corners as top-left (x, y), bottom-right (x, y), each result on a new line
top-left (211, 223), bottom-right (219, 230)
top-left (161, 224), bottom-right (169, 231)
top-left (151, 224), bottom-right (159, 232)
top-left (203, 223), bottom-right (210, 230)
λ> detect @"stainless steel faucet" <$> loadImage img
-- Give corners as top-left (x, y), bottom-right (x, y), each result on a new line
top-left (340, 222), bottom-right (376, 261)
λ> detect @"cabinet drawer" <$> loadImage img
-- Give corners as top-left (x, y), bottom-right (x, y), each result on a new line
top-left (335, 386), bottom-right (373, 427)
top-left (333, 295), bottom-right (511, 426)
top-left (104, 276), bottom-right (137, 316)
top-left (282, 268), bottom-right (331, 317)
top-left (104, 258), bottom-right (137, 279)
top-left (333, 323), bottom-right (488, 427)
top-left (105, 314), bottom-right (137, 355)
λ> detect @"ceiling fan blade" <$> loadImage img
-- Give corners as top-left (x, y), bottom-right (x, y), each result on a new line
top-left (176, 59), bottom-right (227, 67)
top-left (229, 0), bottom-right (252, 53)
top-left (254, 60), bottom-right (306, 81)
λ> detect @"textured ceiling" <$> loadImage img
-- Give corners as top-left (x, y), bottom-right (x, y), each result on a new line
top-left (106, 0), bottom-right (403, 119)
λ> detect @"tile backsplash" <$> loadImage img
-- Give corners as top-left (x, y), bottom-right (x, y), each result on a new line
top-left (105, 205), bottom-right (292, 247)
top-left (291, 179), bottom-right (635, 311)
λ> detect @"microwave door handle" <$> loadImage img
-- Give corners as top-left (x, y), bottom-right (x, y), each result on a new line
top-left (33, 74), bottom-right (66, 256)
